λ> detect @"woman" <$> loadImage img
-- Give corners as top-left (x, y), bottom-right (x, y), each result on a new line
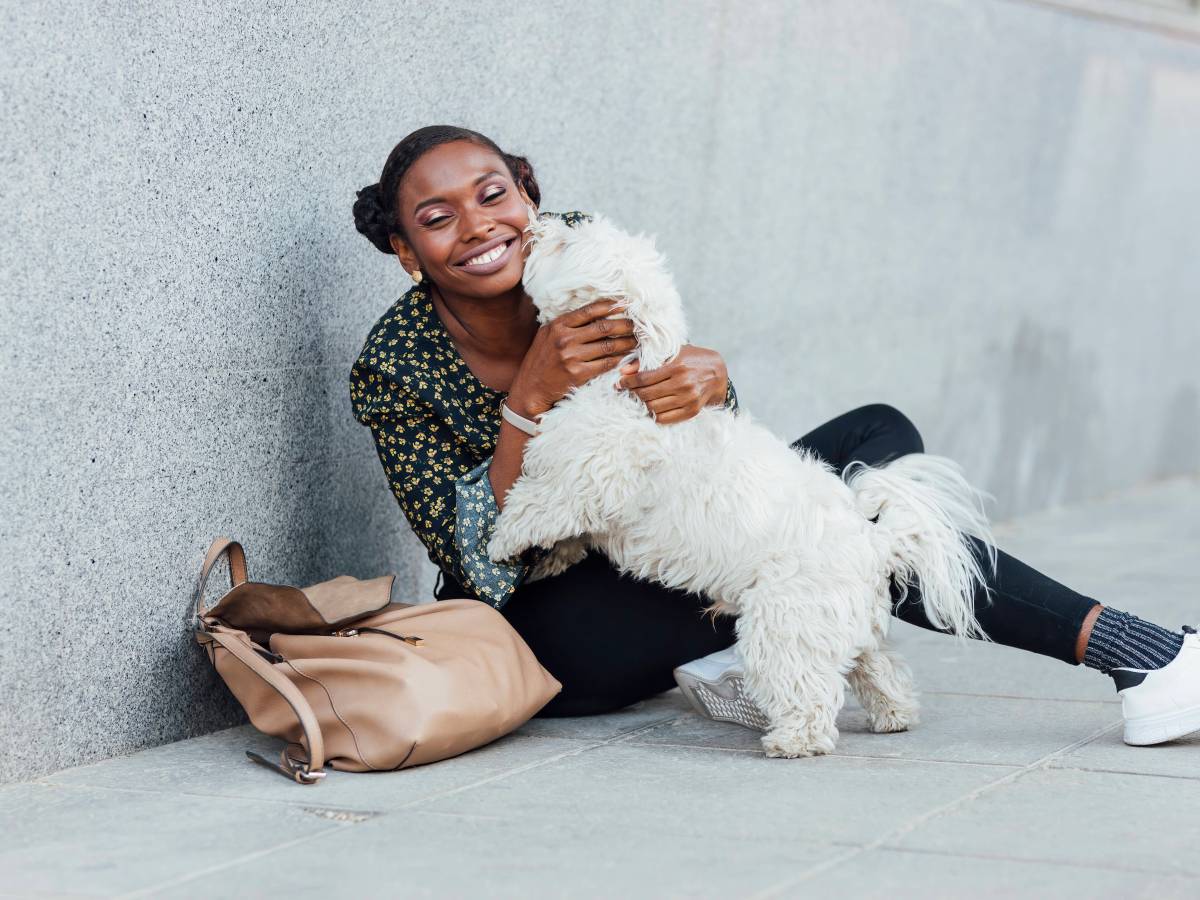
top-left (349, 125), bottom-right (1198, 747)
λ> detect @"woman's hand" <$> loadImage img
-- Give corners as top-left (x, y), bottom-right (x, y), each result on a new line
top-left (506, 298), bottom-right (637, 417)
top-left (617, 344), bottom-right (728, 425)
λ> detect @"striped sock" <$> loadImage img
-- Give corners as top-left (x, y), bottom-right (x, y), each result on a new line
top-left (1082, 607), bottom-right (1185, 675)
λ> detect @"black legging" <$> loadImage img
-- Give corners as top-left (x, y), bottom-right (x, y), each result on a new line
top-left (433, 404), bottom-right (1100, 717)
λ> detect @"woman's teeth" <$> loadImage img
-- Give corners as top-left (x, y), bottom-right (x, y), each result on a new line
top-left (463, 242), bottom-right (509, 266)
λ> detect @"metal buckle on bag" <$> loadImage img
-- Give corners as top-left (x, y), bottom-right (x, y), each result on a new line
top-left (246, 749), bottom-right (326, 784)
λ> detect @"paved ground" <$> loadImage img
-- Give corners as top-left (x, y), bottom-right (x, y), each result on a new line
top-left (4, 477), bottom-right (1199, 898)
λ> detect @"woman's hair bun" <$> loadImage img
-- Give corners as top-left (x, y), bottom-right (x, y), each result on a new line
top-left (352, 182), bottom-right (396, 255)
top-left (503, 153), bottom-right (541, 207)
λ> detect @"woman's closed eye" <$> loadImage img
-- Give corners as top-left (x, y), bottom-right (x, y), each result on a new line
top-left (420, 187), bottom-right (507, 228)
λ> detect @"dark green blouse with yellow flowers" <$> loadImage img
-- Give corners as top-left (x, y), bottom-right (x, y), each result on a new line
top-left (349, 210), bottom-right (740, 610)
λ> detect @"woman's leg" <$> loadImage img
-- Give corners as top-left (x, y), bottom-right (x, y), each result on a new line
top-left (436, 551), bottom-right (736, 716)
top-left (791, 404), bottom-right (1184, 671)
top-left (788, 402), bottom-right (927, 470)
top-left (791, 404), bottom-right (1095, 663)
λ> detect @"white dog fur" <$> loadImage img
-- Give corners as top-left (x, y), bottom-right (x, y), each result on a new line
top-left (488, 206), bottom-right (998, 758)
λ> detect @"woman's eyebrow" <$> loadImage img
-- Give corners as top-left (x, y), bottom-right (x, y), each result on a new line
top-left (413, 170), bottom-right (504, 213)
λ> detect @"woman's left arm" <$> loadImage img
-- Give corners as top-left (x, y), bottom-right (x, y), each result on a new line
top-left (616, 344), bottom-right (738, 424)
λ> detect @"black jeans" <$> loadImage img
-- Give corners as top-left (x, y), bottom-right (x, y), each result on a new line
top-left (433, 404), bottom-right (1101, 717)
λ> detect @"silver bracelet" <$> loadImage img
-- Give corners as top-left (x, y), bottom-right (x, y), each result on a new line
top-left (501, 398), bottom-right (542, 436)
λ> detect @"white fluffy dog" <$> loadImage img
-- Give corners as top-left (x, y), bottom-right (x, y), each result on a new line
top-left (488, 208), bottom-right (998, 758)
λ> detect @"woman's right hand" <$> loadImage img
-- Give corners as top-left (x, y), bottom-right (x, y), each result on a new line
top-left (506, 298), bottom-right (639, 417)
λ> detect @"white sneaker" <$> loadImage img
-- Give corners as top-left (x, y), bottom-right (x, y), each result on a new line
top-left (1113, 626), bottom-right (1200, 746)
top-left (673, 644), bottom-right (770, 732)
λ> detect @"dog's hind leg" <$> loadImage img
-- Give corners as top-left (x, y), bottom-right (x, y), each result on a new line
top-left (848, 644), bottom-right (920, 733)
top-left (736, 583), bottom-right (855, 759)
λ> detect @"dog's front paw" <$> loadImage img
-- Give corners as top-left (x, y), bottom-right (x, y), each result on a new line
top-left (761, 722), bottom-right (838, 759)
top-left (486, 529), bottom-right (526, 565)
top-left (529, 538), bottom-right (589, 580)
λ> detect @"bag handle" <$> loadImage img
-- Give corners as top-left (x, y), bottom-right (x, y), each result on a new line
top-left (204, 628), bottom-right (327, 784)
top-left (192, 538), bottom-right (325, 784)
top-left (192, 537), bottom-right (248, 624)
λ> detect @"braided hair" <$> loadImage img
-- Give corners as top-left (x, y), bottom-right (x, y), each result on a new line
top-left (352, 125), bottom-right (541, 255)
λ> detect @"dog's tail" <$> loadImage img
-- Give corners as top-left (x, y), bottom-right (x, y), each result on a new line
top-left (844, 454), bottom-right (997, 640)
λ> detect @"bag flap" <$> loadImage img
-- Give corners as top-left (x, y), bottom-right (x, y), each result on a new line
top-left (205, 574), bottom-right (396, 633)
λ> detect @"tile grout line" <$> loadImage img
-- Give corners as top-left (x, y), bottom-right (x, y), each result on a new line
top-left (618, 739), bottom-right (1027, 769)
top-left (1048, 763), bottom-right (1200, 782)
top-left (920, 690), bottom-right (1120, 705)
top-left (392, 716), bottom-right (686, 812)
top-left (871, 842), bottom-right (1200, 877)
top-left (109, 717), bottom-right (684, 897)
top-left (29, 720), bottom-right (686, 813)
top-left (27, 777), bottom-right (384, 814)
top-left (744, 718), bottom-right (1124, 899)
top-left (116, 822), bottom-right (356, 900)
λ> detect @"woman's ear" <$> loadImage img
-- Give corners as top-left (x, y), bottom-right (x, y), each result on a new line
top-left (517, 182), bottom-right (537, 212)
top-left (390, 234), bottom-right (420, 276)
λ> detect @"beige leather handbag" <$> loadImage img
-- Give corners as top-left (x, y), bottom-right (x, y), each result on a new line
top-left (192, 537), bottom-right (561, 783)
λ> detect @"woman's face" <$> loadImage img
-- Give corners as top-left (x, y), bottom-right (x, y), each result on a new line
top-left (391, 140), bottom-right (535, 299)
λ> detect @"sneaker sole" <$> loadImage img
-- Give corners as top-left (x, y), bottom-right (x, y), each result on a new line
top-left (1124, 702), bottom-right (1200, 746)
top-left (673, 666), bottom-right (770, 732)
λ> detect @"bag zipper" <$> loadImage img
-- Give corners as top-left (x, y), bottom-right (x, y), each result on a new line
top-left (334, 627), bottom-right (424, 646)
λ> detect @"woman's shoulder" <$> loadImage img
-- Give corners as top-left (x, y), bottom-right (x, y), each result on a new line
top-left (349, 283), bottom-right (435, 422)
top-left (352, 286), bottom-right (425, 377)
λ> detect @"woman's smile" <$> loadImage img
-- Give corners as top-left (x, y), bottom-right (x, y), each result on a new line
top-left (454, 234), bottom-right (518, 275)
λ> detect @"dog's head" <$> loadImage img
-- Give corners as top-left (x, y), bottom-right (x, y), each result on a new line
top-left (521, 208), bottom-right (689, 371)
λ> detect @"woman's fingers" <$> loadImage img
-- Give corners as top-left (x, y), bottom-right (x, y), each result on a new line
top-left (577, 332), bottom-right (639, 362)
top-left (618, 364), bottom-right (673, 391)
top-left (567, 297), bottom-right (625, 327)
top-left (568, 300), bottom-right (636, 342)
top-left (646, 396), bottom-right (702, 425)
top-left (644, 394), bottom-right (687, 416)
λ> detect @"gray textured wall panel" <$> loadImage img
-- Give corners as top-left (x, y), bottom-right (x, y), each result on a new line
top-left (2, 0), bottom-right (1198, 781)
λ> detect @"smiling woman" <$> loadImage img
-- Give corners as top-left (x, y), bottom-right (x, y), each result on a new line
top-left (349, 125), bottom-right (741, 715)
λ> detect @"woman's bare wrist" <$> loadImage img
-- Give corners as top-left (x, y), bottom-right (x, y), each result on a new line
top-left (505, 385), bottom-right (552, 419)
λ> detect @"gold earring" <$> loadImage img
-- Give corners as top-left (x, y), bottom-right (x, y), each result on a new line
top-left (411, 269), bottom-right (423, 284)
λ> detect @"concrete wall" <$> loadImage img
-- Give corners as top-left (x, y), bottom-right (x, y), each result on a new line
top-left (2, 0), bottom-right (1198, 782)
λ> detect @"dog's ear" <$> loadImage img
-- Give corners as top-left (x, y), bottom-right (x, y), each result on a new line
top-left (522, 211), bottom-right (572, 259)
top-left (524, 213), bottom-right (628, 324)
top-left (618, 236), bottom-right (689, 371)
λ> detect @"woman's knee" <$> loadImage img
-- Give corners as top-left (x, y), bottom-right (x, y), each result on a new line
top-left (856, 403), bottom-right (924, 455)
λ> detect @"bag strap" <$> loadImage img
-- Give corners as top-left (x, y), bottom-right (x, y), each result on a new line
top-left (193, 537), bottom-right (248, 624)
top-left (193, 538), bottom-right (326, 785)
top-left (204, 628), bottom-right (327, 784)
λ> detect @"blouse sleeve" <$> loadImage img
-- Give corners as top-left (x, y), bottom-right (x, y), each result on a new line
top-left (360, 397), bottom-right (545, 610)
top-left (451, 455), bottom-right (552, 607)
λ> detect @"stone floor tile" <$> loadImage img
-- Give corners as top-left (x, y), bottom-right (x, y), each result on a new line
top-left (891, 624), bottom-right (1118, 703)
top-left (1050, 726), bottom-right (1200, 780)
top-left (767, 846), bottom-right (1200, 899)
top-left (890, 767), bottom-right (1200, 876)
top-left (419, 741), bottom-right (1007, 847)
top-left (0, 781), bottom-right (344, 897)
top-left (44, 725), bottom-right (590, 812)
top-left (512, 691), bottom-right (685, 741)
top-left (152, 808), bottom-right (842, 899)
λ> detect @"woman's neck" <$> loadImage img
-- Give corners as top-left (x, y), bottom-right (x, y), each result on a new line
top-left (429, 282), bottom-right (539, 376)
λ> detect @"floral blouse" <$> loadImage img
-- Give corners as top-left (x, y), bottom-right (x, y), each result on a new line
top-left (349, 210), bottom-right (740, 610)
